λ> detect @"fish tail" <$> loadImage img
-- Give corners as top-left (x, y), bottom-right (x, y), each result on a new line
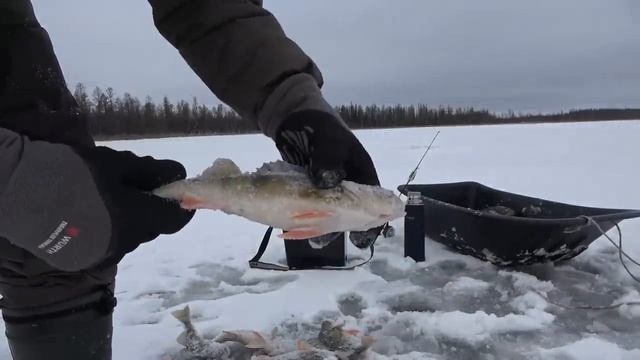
top-left (153, 181), bottom-right (187, 201)
top-left (171, 305), bottom-right (191, 325)
top-left (171, 304), bottom-right (199, 337)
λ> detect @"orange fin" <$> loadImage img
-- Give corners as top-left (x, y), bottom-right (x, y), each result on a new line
top-left (180, 194), bottom-right (205, 209)
top-left (291, 211), bottom-right (334, 220)
top-left (180, 194), bottom-right (225, 210)
top-left (344, 329), bottom-right (361, 336)
top-left (278, 228), bottom-right (323, 240)
top-left (297, 340), bottom-right (312, 351)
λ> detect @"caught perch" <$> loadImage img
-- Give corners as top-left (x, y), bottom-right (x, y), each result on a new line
top-left (170, 305), bottom-right (375, 359)
top-left (154, 159), bottom-right (405, 239)
top-left (170, 306), bottom-right (235, 359)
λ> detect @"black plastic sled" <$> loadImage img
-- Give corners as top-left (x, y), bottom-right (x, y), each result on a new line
top-left (398, 182), bottom-right (640, 266)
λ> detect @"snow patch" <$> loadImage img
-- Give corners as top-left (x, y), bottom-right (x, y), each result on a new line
top-left (616, 290), bottom-right (640, 319)
top-left (443, 276), bottom-right (491, 294)
top-left (539, 337), bottom-right (640, 360)
top-left (2, 121), bottom-right (639, 359)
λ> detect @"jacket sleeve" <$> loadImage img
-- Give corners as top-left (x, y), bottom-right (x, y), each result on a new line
top-left (147, 0), bottom-right (343, 138)
top-left (0, 127), bottom-right (111, 272)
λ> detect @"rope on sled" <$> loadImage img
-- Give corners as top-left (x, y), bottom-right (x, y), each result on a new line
top-left (532, 289), bottom-right (640, 311)
top-left (579, 215), bottom-right (640, 284)
top-left (531, 216), bottom-right (640, 311)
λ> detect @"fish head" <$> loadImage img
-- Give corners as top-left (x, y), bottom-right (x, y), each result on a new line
top-left (319, 320), bottom-right (334, 334)
top-left (341, 182), bottom-right (406, 228)
top-left (318, 321), bottom-right (347, 349)
top-left (375, 189), bottom-right (407, 221)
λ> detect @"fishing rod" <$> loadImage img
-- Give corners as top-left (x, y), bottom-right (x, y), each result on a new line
top-left (382, 130), bottom-right (441, 239)
top-left (399, 130), bottom-right (441, 196)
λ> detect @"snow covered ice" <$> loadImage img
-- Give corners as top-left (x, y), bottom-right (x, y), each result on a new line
top-left (1, 120), bottom-right (639, 359)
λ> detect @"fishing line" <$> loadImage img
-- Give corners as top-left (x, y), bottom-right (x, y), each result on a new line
top-left (530, 216), bottom-right (640, 311)
top-left (249, 227), bottom-right (375, 271)
top-left (373, 130), bottom-right (441, 239)
top-left (579, 215), bottom-right (640, 284)
top-left (382, 130), bottom-right (441, 238)
top-left (399, 130), bottom-right (440, 196)
top-left (392, 130), bottom-right (640, 308)
top-left (249, 128), bottom-right (440, 269)
top-left (312, 244), bottom-right (375, 271)
top-left (532, 289), bottom-right (640, 311)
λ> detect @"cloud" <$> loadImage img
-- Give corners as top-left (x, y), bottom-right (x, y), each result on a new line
top-left (30, 0), bottom-right (640, 111)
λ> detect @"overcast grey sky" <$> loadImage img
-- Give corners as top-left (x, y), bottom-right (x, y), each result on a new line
top-left (31, 0), bottom-right (640, 113)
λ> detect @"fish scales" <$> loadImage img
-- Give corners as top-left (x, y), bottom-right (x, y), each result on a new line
top-left (153, 158), bottom-right (405, 239)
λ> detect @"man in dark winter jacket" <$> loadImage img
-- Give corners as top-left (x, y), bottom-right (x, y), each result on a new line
top-left (0, 1), bottom-right (383, 359)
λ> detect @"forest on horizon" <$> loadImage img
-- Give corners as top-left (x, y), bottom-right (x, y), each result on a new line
top-left (70, 83), bottom-right (640, 139)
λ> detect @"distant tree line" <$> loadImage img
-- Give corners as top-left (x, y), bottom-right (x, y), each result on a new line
top-left (71, 83), bottom-right (640, 139)
top-left (73, 83), bottom-right (253, 138)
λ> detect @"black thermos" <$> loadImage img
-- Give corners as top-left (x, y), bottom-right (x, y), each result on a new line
top-left (404, 191), bottom-right (426, 262)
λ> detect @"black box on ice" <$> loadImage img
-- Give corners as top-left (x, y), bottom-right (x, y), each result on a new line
top-left (284, 234), bottom-right (346, 269)
top-left (249, 227), bottom-right (347, 271)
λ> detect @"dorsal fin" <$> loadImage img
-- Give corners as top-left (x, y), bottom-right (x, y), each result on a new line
top-left (255, 160), bottom-right (306, 175)
top-left (198, 158), bottom-right (242, 179)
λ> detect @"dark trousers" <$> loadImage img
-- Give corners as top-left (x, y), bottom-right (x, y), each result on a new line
top-left (1, 1), bottom-right (115, 359)
top-left (4, 307), bottom-right (114, 360)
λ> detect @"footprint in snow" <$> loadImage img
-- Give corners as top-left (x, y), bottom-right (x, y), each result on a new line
top-left (136, 263), bottom-right (298, 308)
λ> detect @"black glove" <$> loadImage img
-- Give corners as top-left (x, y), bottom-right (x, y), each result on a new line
top-left (274, 109), bottom-right (384, 249)
top-left (74, 146), bottom-right (195, 266)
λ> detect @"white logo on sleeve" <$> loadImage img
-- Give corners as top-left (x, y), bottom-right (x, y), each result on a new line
top-left (38, 221), bottom-right (81, 254)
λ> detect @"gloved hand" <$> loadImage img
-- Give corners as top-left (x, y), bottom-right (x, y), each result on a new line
top-left (74, 146), bottom-right (195, 267)
top-left (274, 109), bottom-right (384, 249)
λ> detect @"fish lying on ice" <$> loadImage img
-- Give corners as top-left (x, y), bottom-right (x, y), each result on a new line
top-left (170, 305), bottom-right (237, 359)
top-left (253, 321), bottom-right (374, 360)
top-left (169, 305), bottom-right (290, 359)
top-left (153, 158), bottom-right (405, 240)
top-left (169, 305), bottom-right (375, 359)
top-left (214, 329), bottom-right (270, 350)
top-left (251, 347), bottom-right (339, 360)
top-left (302, 320), bottom-right (374, 360)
